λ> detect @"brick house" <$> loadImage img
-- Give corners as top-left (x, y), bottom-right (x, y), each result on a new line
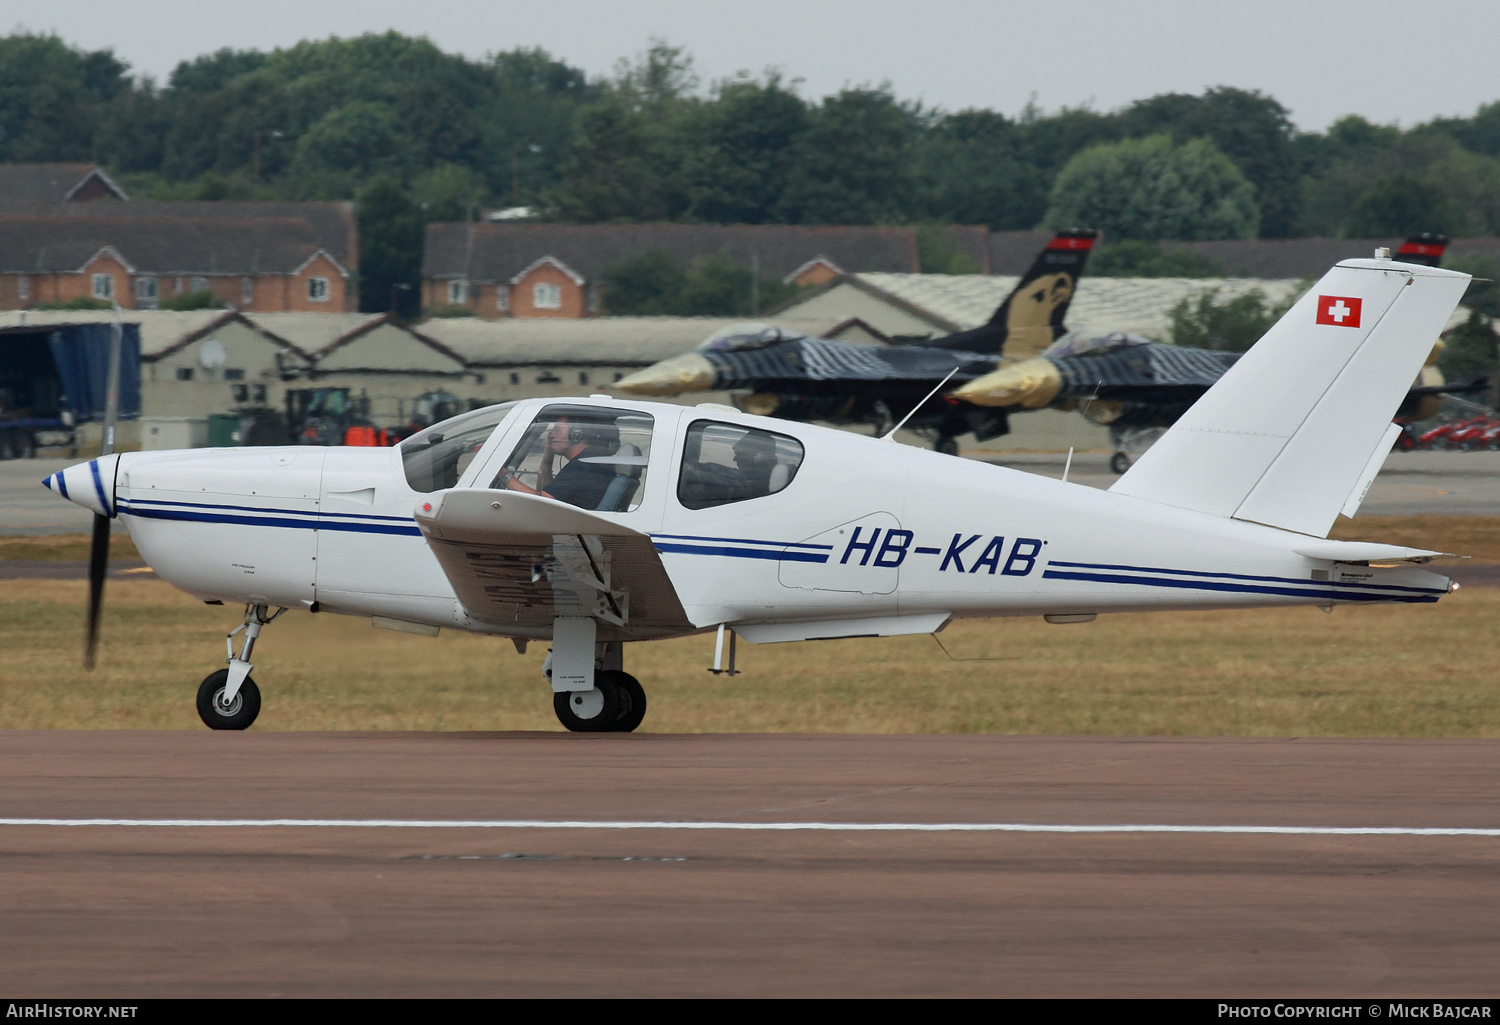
top-left (0, 201), bottom-right (358, 312)
top-left (421, 223), bottom-right (960, 319)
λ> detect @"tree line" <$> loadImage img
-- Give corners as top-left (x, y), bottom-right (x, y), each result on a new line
top-left (7, 31), bottom-right (1500, 239)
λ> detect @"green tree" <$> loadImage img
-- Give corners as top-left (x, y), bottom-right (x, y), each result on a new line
top-left (1437, 310), bottom-right (1498, 393)
top-left (0, 33), bottom-right (129, 162)
top-left (776, 87), bottom-right (916, 224)
top-left (915, 225), bottom-right (981, 274)
top-left (1090, 240), bottom-right (1223, 277)
top-left (1119, 87), bottom-right (1301, 237)
top-left (601, 250), bottom-right (796, 315)
top-left (1345, 171), bottom-right (1455, 237)
top-left (1044, 134), bottom-right (1260, 240)
top-left (412, 163), bottom-right (487, 222)
top-left (679, 73), bottom-right (808, 223)
top-left (912, 110), bottom-right (1044, 229)
top-left (601, 251), bottom-right (686, 314)
top-left (288, 101), bottom-right (417, 197)
top-left (1168, 287), bottom-right (1295, 352)
top-left (357, 176), bottom-right (424, 317)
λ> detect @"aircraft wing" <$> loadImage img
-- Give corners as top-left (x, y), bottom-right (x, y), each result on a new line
top-left (413, 489), bottom-right (692, 636)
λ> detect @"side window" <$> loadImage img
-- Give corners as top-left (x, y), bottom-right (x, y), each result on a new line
top-left (400, 403), bottom-right (517, 493)
top-left (677, 421), bottom-right (803, 510)
top-left (490, 403), bottom-right (653, 513)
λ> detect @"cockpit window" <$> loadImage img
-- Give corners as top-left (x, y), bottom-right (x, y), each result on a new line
top-left (400, 403), bottom-right (517, 493)
top-left (677, 421), bottom-right (804, 510)
top-left (490, 403), bottom-right (655, 513)
top-left (695, 322), bottom-right (807, 353)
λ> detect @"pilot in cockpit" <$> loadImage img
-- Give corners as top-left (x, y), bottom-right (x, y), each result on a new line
top-left (498, 416), bottom-right (621, 510)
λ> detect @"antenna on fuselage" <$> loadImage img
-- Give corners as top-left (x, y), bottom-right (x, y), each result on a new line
top-left (880, 365), bottom-right (963, 443)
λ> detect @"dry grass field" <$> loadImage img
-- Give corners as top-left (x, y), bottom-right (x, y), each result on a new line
top-left (2, 571), bottom-right (1497, 736)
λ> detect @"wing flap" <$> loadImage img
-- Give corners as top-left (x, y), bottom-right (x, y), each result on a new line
top-left (414, 489), bottom-right (691, 634)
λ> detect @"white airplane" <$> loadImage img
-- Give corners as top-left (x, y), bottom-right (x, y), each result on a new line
top-left (44, 254), bottom-right (1469, 733)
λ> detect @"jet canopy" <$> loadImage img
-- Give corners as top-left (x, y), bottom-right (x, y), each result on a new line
top-left (696, 323), bottom-right (808, 353)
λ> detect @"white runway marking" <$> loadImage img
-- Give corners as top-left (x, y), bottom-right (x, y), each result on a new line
top-left (1, 818), bottom-right (1499, 836)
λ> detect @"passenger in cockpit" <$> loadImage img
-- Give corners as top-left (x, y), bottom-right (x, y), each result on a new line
top-left (732, 429), bottom-right (780, 496)
top-left (501, 417), bottom-right (620, 510)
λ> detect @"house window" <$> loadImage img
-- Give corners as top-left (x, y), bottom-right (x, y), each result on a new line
top-left (17, 276), bottom-right (28, 301)
top-left (175, 367), bottom-right (194, 381)
top-left (496, 286), bottom-right (508, 312)
top-left (190, 276), bottom-right (208, 293)
top-left (174, 276), bottom-right (183, 294)
top-left (307, 277), bottom-right (329, 303)
top-left (536, 370), bottom-right (560, 384)
top-left (252, 384), bottom-right (267, 403)
top-left (586, 285), bottom-right (600, 313)
top-left (448, 280), bottom-right (467, 305)
top-left (242, 277), bottom-right (254, 306)
top-left (509, 372), bottom-right (520, 386)
top-left (231, 384), bottom-right (249, 403)
top-left (223, 368), bottom-right (245, 381)
top-left (578, 371), bottom-right (589, 386)
top-left (134, 278), bottom-right (158, 305)
top-left (92, 274), bottom-right (114, 300)
top-left (533, 283), bottom-right (562, 310)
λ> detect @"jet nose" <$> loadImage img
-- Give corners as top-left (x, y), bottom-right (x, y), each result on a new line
top-left (612, 353), bottom-right (717, 396)
top-left (45, 454), bottom-right (122, 518)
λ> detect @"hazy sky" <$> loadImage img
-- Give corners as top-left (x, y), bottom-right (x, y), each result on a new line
top-left (13, 0), bottom-right (1498, 132)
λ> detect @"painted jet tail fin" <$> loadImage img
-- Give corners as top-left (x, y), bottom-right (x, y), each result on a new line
top-left (932, 229), bottom-right (1097, 359)
top-left (1395, 233), bottom-right (1449, 267)
top-left (1109, 257), bottom-right (1470, 537)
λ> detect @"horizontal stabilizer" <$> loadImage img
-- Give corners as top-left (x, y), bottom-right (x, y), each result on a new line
top-left (1293, 541), bottom-right (1455, 564)
top-left (1110, 258), bottom-right (1470, 537)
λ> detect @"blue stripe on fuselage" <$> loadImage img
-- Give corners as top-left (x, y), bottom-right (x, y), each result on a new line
top-left (653, 542), bottom-right (829, 563)
top-left (1048, 559), bottom-right (1446, 595)
top-left (1042, 568), bottom-right (1440, 602)
top-left (116, 499), bottom-right (422, 536)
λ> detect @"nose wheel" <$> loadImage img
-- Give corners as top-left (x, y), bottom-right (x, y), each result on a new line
top-left (196, 668), bottom-right (262, 730)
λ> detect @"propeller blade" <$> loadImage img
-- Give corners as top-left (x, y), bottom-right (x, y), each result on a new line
top-left (84, 511), bottom-right (110, 671)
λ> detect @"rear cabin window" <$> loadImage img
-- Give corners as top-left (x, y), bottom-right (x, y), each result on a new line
top-left (401, 403), bottom-right (517, 493)
top-left (677, 421), bottom-right (804, 510)
top-left (490, 404), bottom-right (654, 513)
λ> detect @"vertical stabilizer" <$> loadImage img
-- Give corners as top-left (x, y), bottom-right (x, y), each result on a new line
top-left (929, 230), bottom-right (1097, 358)
top-left (1109, 258), bottom-right (1469, 537)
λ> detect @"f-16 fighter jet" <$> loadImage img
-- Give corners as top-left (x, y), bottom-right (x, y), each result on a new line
top-left (616, 233), bottom-right (1472, 464)
top-left (950, 235), bottom-right (1480, 470)
top-left (613, 231), bottom-right (1098, 456)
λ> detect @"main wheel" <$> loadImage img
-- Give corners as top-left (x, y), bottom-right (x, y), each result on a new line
top-left (553, 676), bottom-right (621, 733)
top-left (1110, 452), bottom-right (1131, 474)
top-left (601, 670), bottom-right (647, 733)
top-left (196, 668), bottom-right (261, 731)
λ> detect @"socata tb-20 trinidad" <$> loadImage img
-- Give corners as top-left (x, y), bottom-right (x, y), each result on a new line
top-left (45, 253), bottom-right (1469, 733)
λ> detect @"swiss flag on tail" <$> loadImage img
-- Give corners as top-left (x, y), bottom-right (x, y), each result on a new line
top-left (1316, 295), bottom-right (1362, 328)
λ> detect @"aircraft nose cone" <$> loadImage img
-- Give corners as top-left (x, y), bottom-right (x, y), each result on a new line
top-left (949, 357), bottom-right (1063, 409)
top-left (612, 353), bottom-right (717, 396)
top-left (49, 455), bottom-right (121, 518)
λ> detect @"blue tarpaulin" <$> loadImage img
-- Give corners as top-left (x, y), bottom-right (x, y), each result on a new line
top-left (48, 324), bottom-right (141, 422)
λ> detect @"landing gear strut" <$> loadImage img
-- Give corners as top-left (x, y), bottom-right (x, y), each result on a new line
top-left (545, 617), bottom-right (647, 733)
top-left (197, 604), bottom-right (282, 730)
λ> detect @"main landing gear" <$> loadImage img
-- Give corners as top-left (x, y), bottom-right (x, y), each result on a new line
top-left (545, 618), bottom-right (648, 733)
top-left (197, 604), bottom-right (282, 730)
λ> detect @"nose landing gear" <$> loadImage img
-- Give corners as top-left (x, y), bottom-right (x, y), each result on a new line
top-left (197, 604), bottom-right (283, 730)
top-left (545, 625), bottom-right (648, 733)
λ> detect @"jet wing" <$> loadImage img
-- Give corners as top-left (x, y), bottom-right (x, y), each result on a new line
top-left (413, 489), bottom-right (692, 636)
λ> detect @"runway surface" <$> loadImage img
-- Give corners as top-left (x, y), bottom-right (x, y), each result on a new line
top-left (3, 731), bottom-right (1499, 997)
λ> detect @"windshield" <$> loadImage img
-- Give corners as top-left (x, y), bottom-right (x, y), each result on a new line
top-left (490, 403), bottom-right (655, 512)
top-left (400, 402), bottom-right (518, 493)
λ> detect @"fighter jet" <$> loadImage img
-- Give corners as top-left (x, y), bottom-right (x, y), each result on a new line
top-left (950, 235), bottom-right (1482, 470)
top-left (613, 231), bottom-right (1098, 455)
top-left (615, 232), bottom-right (1473, 464)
